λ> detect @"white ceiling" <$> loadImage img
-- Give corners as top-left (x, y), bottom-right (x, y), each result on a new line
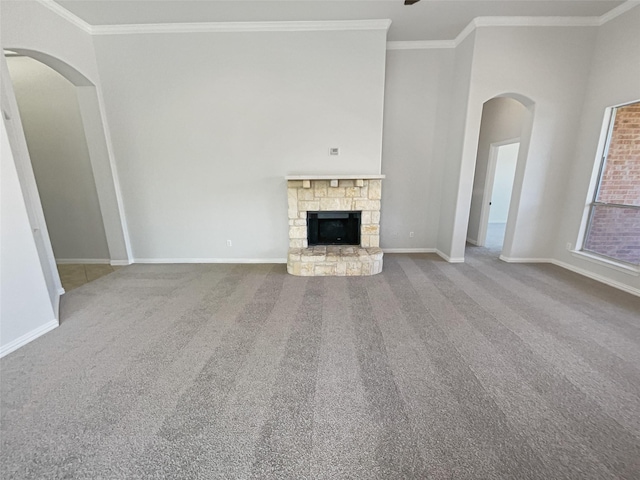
top-left (53, 0), bottom-right (626, 41)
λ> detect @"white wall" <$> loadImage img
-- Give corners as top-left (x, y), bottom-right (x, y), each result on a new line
top-left (467, 97), bottom-right (526, 243)
top-left (2, 1), bottom-right (637, 296)
top-left (2, 0), bottom-right (132, 264)
top-left (489, 142), bottom-right (519, 223)
top-left (451, 25), bottom-right (597, 261)
top-left (1, 117), bottom-right (57, 357)
top-left (381, 48), bottom-right (453, 250)
top-left (436, 32), bottom-right (476, 261)
top-left (7, 56), bottom-right (110, 262)
top-left (556, 5), bottom-right (640, 293)
top-left (1, 0), bottom-right (100, 84)
top-left (93, 29), bottom-right (388, 261)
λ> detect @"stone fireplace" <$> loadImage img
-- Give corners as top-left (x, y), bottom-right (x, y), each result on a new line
top-left (286, 175), bottom-right (384, 276)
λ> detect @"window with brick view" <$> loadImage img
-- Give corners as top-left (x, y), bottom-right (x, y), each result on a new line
top-left (583, 101), bottom-right (640, 265)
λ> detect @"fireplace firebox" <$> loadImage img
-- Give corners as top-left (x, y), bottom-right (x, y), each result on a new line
top-left (307, 211), bottom-right (361, 246)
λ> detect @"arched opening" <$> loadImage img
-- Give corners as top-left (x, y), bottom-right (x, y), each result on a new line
top-left (461, 93), bottom-right (535, 260)
top-left (466, 96), bottom-right (527, 256)
top-left (2, 49), bottom-right (130, 303)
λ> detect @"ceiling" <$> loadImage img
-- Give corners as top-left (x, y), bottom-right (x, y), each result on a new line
top-left (53, 0), bottom-right (625, 41)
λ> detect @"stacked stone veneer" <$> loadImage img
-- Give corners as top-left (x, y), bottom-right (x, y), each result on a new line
top-left (287, 178), bottom-right (383, 276)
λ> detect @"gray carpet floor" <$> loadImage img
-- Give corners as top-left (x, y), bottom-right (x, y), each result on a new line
top-left (1, 250), bottom-right (639, 479)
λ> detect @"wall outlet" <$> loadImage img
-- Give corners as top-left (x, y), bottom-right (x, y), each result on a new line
top-left (226, 240), bottom-right (232, 247)
top-left (329, 147), bottom-right (339, 156)
top-left (566, 242), bottom-right (572, 250)
top-left (409, 231), bottom-right (415, 238)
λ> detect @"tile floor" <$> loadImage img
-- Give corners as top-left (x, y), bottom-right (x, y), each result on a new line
top-left (57, 264), bottom-right (120, 292)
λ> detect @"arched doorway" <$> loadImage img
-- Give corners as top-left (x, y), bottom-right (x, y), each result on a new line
top-left (452, 93), bottom-right (535, 262)
top-left (1, 49), bottom-right (130, 307)
top-left (466, 96), bottom-right (529, 256)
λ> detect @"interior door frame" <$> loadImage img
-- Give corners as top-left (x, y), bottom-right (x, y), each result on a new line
top-left (477, 137), bottom-right (520, 247)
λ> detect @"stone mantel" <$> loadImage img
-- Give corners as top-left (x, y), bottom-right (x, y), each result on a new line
top-left (286, 175), bottom-right (384, 276)
top-left (285, 174), bottom-right (385, 180)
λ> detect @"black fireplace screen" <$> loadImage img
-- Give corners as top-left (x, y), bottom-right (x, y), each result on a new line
top-left (307, 211), bottom-right (361, 246)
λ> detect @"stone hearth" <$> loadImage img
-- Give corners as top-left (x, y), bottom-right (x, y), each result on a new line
top-left (286, 175), bottom-right (384, 276)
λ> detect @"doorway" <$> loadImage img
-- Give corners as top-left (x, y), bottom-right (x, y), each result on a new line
top-left (482, 141), bottom-right (520, 249)
top-left (466, 96), bottom-right (529, 256)
top-left (6, 54), bottom-right (110, 261)
top-left (3, 48), bottom-right (131, 305)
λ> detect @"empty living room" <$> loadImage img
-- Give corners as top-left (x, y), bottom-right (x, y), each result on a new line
top-left (1, 1), bottom-right (639, 478)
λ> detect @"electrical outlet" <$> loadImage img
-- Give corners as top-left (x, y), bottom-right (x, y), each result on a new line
top-left (409, 231), bottom-right (415, 238)
top-left (329, 147), bottom-right (339, 156)
top-left (226, 240), bottom-right (232, 247)
top-left (566, 242), bottom-right (572, 250)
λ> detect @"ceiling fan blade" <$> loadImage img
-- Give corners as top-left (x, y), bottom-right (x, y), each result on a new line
top-left (404, 0), bottom-right (421, 5)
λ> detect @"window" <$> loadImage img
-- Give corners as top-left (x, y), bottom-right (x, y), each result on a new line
top-left (582, 101), bottom-right (640, 266)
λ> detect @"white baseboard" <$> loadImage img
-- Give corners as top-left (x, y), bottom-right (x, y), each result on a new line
top-left (497, 255), bottom-right (639, 297)
top-left (382, 248), bottom-right (436, 254)
top-left (0, 319), bottom-right (59, 359)
top-left (56, 258), bottom-right (110, 265)
top-left (499, 255), bottom-right (553, 263)
top-left (551, 259), bottom-right (640, 297)
top-left (133, 258), bottom-right (288, 264)
top-left (436, 250), bottom-right (465, 263)
top-left (110, 259), bottom-right (133, 266)
top-left (466, 238), bottom-right (479, 246)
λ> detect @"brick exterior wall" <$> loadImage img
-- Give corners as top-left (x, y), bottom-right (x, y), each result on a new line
top-left (584, 102), bottom-right (640, 264)
top-left (585, 206), bottom-right (640, 264)
top-left (598, 103), bottom-right (640, 206)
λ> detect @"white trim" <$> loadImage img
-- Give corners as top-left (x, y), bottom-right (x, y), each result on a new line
top-left (133, 258), bottom-right (287, 264)
top-left (570, 250), bottom-right (639, 276)
top-left (499, 255), bottom-right (553, 263)
top-left (37, 0), bottom-right (637, 40)
top-left (452, 12), bottom-right (621, 47)
top-left (382, 248), bottom-right (436, 254)
top-left (110, 259), bottom-right (132, 266)
top-left (436, 250), bottom-right (465, 263)
top-left (56, 258), bottom-right (111, 265)
top-left (454, 18), bottom-right (478, 46)
top-left (0, 319), bottom-right (59, 359)
top-left (91, 19), bottom-right (392, 36)
top-left (552, 259), bottom-right (640, 297)
top-left (466, 238), bottom-right (479, 246)
top-left (498, 255), bottom-right (639, 296)
top-left (35, 0), bottom-right (92, 33)
top-left (474, 16), bottom-right (599, 28)
top-left (599, 1), bottom-right (640, 25)
top-left (54, 289), bottom-right (62, 322)
top-left (387, 40), bottom-right (455, 50)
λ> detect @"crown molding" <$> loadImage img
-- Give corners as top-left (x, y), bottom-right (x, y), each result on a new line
top-left (598, 0), bottom-right (640, 25)
top-left (91, 18), bottom-right (391, 35)
top-left (387, 40), bottom-right (455, 50)
top-left (36, 0), bottom-right (92, 33)
top-left (39, 0), bottom-right (638, 40)
top-left (453, 15), bottom-right (601, 46)
top-left (37, 1), bottom-right (391, 35)
top-left (474, 16), bottom-right (599, 28)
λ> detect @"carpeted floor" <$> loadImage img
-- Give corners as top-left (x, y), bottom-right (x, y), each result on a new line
top-left (1, 250), bottom-right (639, 479)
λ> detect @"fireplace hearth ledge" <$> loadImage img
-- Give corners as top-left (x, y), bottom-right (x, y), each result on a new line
top-left (288, 246), bottom-right (383, 276)
top-left (286, 175), bottom-right (384, 276)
